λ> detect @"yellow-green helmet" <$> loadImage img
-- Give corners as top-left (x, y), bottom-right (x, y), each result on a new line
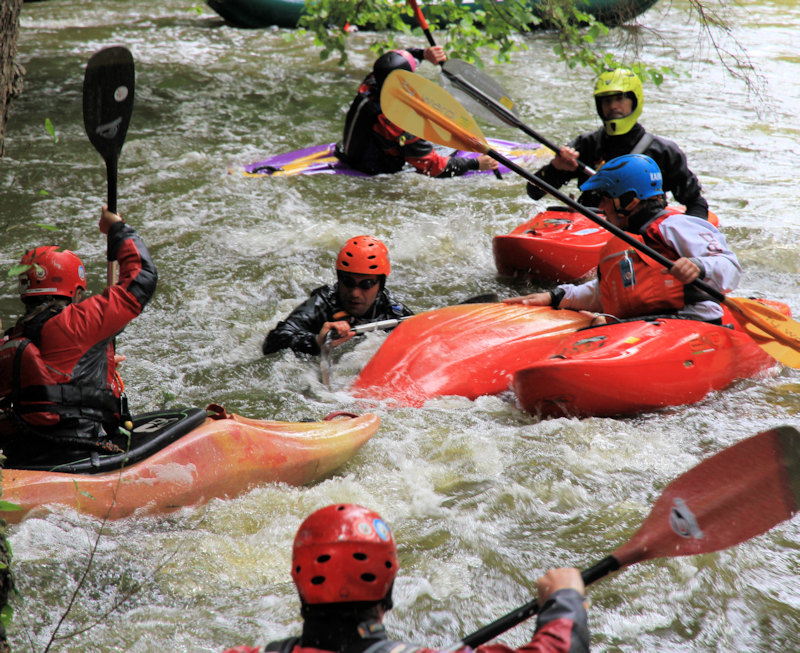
top-left (593, 68), bottom-right (643, 136)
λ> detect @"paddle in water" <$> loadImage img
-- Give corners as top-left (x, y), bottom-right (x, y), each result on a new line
top-left (448, 425), bottom-right (800, 649)
top-left (379, 69), bottom-right (800, 368)
top-left (83, 45), bottom-right (135, 285)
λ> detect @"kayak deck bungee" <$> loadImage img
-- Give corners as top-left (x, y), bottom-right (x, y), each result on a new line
top-left (493, 206), bottom-right (722, 283)
top-left (350, 303), bottom-right (594, 407)
top-left (1, 405), bottom-right (379, 523)
top-left (236, 138), bottom-right (548, 178)
top-left (512, 300), bottom-right (792, 418)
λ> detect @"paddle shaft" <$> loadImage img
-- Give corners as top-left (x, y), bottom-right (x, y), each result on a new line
top-left (484, 146), bottom-right (727, 304)
top-left (407, 0), bottom-right (502, 179)
top-left (406, 0), bottom-right (592, 176)
top-left (453, 556), bottom-right (618, 650)
top-left (451, 425), bottom-right (800, 649)
top-left (440, 67), bottom-right (596, 177)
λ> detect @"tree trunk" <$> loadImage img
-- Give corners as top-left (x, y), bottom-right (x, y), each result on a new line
top-left (1, 0), bottom-right (24, 160)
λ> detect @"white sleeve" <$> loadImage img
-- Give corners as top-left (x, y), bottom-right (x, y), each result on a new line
top-left (559, 278), bottom-right (603, 312)
top-left (658, 215), bottom-right (742, 294)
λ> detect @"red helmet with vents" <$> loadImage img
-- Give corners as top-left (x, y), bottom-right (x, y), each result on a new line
top-left (291, 504), bottom-right (398, 604)
top-left (17, 246), bottom-right (86, 299)
top-left (335, 236), bottom-right (391, 276)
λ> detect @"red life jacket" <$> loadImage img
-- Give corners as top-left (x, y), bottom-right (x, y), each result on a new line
top-left (0, 304), bottom-right (122, 441)
top-left (598, 209), bottom-right (686, 319)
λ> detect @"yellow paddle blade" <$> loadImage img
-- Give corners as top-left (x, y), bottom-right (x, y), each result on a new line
top-left (380, 69), bottom-right (489, 154)
top-left (725, 296), bottom-right (800, 368)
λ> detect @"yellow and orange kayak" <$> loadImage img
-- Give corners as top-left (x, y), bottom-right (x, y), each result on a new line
top-left (1, 405), bottom-right (379, 523)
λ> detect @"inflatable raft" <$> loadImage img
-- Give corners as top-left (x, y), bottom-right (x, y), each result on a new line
top-left (206, 0), bottom-right (660, 29)
top-left (493, 207), bottom-right (721, 283)
top-left (512, 300), bottom-right (791, 418)
top-left (237, 138), bottom-right (547, 178)
top-left (350, 303), bottom-right (594, 406)
top-left (1, 405), bottom-right (379, 523)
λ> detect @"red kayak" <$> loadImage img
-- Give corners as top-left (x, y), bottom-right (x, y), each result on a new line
top-left (493, 207), bottom-right (608, 282)
top-left (350, 303), bottom-right (594, 407)
top-left (493, 206), bottom-right (721, 283)
top-left (512, 300), bottom-right (790, 418)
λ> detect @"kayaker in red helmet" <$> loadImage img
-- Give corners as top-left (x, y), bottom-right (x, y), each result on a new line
top-left (508, 154), bottom-right (740, 324)
top-left (0, 207), bottom-right (158, 468)
top-left (526, 68), bottom-right (709, 220)
top-left (262, 236), bottom-right (413, 356)
top-left (335, 47), bottom-right (498, 177)
top-left (222, 503), bottom-right (589, 653)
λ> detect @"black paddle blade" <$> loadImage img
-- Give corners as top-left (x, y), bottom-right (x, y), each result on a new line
top-left (82, 46), bottom-right (135, 168)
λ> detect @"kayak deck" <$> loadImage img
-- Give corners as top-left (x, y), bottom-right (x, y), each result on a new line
top-left (351, 303), bottom-right (594, 407)
top-left (236, 138), bottom-right (548, 178)
top-left (513, 301), bottom-right (790, 418)
top-left (1, 407), bottom-right (380, 523)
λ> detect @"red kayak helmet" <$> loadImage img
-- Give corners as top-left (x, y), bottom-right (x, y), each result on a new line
top-left (291, 504), bottom-right (398, 605)
top-left (18, 246), bottom-right (86, 299)
top-left (336, 235), bottom-right (391, 277)
top-left (372, 49), bottom-right (417, 89)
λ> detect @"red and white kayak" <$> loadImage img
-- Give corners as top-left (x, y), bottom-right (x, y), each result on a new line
top-left (1, 405), bottom-right (379, 523)
top-left (350, 303), bottom-right (594, 407)
top-left (493, 206), bottom-right (721, 283)
top-left (512, 300), bottom-right (790, 418)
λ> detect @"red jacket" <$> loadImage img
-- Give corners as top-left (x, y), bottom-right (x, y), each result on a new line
top-left (0, 221), bottom-right (157, 463)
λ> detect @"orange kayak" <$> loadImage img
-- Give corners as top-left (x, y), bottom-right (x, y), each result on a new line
top-left (1, 405), bottom-right (379, 523)
top-left (493, 206), bottom-right (721, 283)
top-left (351, 303), bottom-right (594, 407)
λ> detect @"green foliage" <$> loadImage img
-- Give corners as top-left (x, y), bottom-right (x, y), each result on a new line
top-left (189, 2), bottom-right (204, 15)
top-left (296, 0), bottom-right (673, 85)
top-left (0, 503), bottom-right (19, 513)
top-left (0, 604), bottom-right (13, 629)
top-left (44, 117), bottom-right (58, 144)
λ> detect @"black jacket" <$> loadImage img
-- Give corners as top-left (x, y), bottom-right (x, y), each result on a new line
top-left (263, 284), bottom-right (414, 355)
top-left (526, 123), bottom-right (709, 219)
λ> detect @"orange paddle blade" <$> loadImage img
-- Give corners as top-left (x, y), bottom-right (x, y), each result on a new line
top-left (380, 69), bottom-right (489, 154)
top-left (724, 296), bottom-right (800, 368)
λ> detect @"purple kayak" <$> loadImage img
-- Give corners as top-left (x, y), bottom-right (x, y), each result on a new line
top-left (236, 138), bottom-right (548, 178)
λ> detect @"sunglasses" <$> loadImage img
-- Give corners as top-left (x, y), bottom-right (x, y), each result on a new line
top-left (338, 275), bottom-right (379, 290)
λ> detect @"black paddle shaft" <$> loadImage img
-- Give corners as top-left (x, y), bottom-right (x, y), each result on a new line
top-left (439, 62), bottom-right (595, 177)
top-left (82, 46), bottom-right (135, 213)
top-left (452, 555), bottom-right (619, 650)
top-left (487, 147), bottom-right (727, 304)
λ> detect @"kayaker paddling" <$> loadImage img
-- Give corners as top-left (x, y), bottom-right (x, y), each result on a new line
top-left (263, 236), bottom-right (413, 355)
top-left (507, 154), bottom-right (740, 324)
top-left (222, 503), bottom-right (589, 653)
top-left (0, 207), bottom-right (158, 467)
top-left (335, 47), bottom-right (498, 177)
top-left (526, 68), bottom-right (710, 220)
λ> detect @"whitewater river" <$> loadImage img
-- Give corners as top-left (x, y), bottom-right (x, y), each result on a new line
top-left (2, 0), bottom-right (799, 650)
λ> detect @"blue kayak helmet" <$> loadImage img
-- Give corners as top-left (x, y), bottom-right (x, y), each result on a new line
top-left (579, 154), bottom-right (664, 200)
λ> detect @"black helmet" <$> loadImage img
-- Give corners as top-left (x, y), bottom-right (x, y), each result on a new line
top-left (372, 49), bottom-right (417, 89)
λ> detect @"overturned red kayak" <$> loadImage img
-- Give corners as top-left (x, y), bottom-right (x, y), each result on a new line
top-left (512, 300), bottom-right (790, 418)
top-left (1, 405), bottom-right (379, 523)
top-left (493, 206), bottom-right (720, 283)
top-left (350, 303), bottom-right (594, 407)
